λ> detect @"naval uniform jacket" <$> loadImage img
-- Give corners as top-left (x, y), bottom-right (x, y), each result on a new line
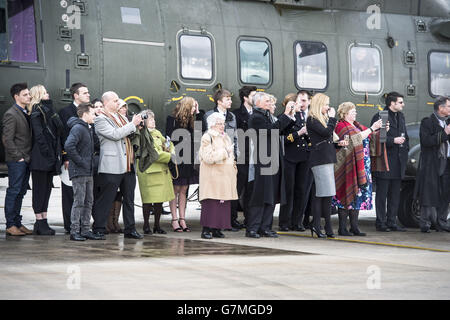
top-left (283, 111), bottom-right (311, 163)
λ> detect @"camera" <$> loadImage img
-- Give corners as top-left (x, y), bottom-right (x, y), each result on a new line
top-left (141, 113), bottom-right (148, 120)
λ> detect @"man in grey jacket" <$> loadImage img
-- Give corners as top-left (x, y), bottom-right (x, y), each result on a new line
top-left (91, 91), bottom-right (143, 239)
top-left (2, 83), bottom-right (33, 236)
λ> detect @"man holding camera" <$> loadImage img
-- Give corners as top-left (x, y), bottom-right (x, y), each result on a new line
top-left (91, 91), bottom-right (143, 239)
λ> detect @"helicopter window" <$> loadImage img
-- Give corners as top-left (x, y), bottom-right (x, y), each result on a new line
top-left (0, 0), bottom-right (37, 63)
top-left (429, 51), bottom-right (450, 97)
top-left (295, 41), bottom-right (328, 90)
top-left (239, 39), bottom-right (271, 85)
top-left (350, 46), bottom-right (382, 94)
top-left (179, 34), bottom-right (213, 80)
top-left (120, 7), bottom-right (142, 25)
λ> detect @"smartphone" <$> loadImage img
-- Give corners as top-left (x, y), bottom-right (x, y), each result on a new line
top-left (379, 110), bottom-right (388, 128)
top-left (379, 110), bottom-right (388, 143)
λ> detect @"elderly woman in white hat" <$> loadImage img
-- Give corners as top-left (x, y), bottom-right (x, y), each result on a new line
top-left (198, 112), bottom-right (238, 239)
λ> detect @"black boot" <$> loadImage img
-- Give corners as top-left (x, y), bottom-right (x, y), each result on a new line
top-left (142, 204), bottom-right (152, 235)
top-left (43, 219), bottom-right (56, 235)
top-left (33, 220), bottom-right (55, 236)
top-left (349, 210), bottom-right (366, 236)
top-left (338, 209), bottom-right (353, 236)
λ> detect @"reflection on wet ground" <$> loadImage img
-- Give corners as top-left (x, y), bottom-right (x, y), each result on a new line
top-left (0, 235), bottom-right (309, 264)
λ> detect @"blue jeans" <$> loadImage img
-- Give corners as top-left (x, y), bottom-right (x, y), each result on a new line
top-left (4, 161), bottom-right (30, 228)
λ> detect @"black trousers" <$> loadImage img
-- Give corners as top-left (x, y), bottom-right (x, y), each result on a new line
top-left (61, 182), bottom-right (74, 232)
top-left (375, 178), bottom-right (401, 228)
top-left (31, 170), bottom-right (53, 213)
top-left (247, 204), bottom-right (276, 233)
top-left (236, 164), bottom-right (250, 224)
top-left (92, 172), bottom-right (136, 234)
top-left (279, 159), bottom-right (313, 229)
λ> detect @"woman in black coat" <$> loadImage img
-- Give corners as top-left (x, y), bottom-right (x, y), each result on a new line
top-left (306, 93), bottom-right (347, 238)
top-left (29, 85), bottom-right (64, 235)
top-left (165, 96), bottom-right (205, 232)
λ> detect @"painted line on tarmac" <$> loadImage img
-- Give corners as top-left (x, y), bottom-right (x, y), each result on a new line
top-left (276, 232), bottom-right (450, 253)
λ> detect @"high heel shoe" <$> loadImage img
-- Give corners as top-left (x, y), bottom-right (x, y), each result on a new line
top-left (143, 224), bottom-right (152, 235)
top-left (178, 218), bottom-right (191, 232)
top-left (171, 219), bottom-right (183, 232)
top-left (310, 226), bottom-right (326, 238)
top-left (153, 226), bottom-right (167, 234)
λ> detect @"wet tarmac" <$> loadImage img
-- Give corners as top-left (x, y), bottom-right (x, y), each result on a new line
top-left (0, 178), bottom-right (449, 300)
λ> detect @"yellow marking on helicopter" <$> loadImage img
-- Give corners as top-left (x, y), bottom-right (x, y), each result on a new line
top-left (277, 232), bottom-right (450, 253)
top-left (186, 88), bottom-right (207, 92)
top-left (124, 96), bottom-right (144, 103)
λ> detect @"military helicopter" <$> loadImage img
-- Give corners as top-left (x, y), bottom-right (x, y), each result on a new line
top-left (0, 0), bottom-right (449, 227)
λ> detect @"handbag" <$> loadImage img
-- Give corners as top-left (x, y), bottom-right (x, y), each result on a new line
top-left (168, 159), bottom-right (179, 179)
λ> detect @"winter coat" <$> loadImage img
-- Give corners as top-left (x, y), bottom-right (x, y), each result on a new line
top-left (198, 129), bottom-right (238, 201)
top-left (414, 114), bottom-right (450, 206)
top-left (247, 108), bottom-right (295, 207)
top-left (370, 107), bottom-right (409, 179)
top-left (307, 116), bottom-right (338, 168)
top-left (30, 100), bottom-right (63, 173)
top-left (165, 113), bottom-right (205, 179)
top-left (136, 129), bottom-right (175, 204)
top-left (64, 117), bottom-right (95, 179)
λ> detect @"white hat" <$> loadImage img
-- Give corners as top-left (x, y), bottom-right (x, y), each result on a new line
top-left (118, 99), bottom-right (127, 108)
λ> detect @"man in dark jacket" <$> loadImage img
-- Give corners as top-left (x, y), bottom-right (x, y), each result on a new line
top-left (370, 92), bottom-right (409, 232)
top-left (2, 83), bottom-right (32, 236)
top-left (246, 92), bottom-right (295, 238)
top-left (64, 103), bottom-right (104, 241)
top-left (58, 83), bottom-right (90, 233)
top-left (414, 96), bottom-right (450, 232)
top-left (232, 86), bottom-right (257, 228)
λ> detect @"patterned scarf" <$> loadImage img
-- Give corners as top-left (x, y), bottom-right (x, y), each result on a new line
top-left (105, 111), bottom-right (134, 172)
top-left (334, 120), bottom-right (367, 207)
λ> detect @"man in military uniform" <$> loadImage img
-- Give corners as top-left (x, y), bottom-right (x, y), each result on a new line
top-left (278, 90), bottom-right (313, 231)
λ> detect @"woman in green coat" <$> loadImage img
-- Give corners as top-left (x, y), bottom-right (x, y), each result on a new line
top-left (136, 110), bottom-right (175, 234)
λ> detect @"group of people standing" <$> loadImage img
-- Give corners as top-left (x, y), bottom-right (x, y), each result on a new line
top-left (2, 81), bottom-right (449, 240)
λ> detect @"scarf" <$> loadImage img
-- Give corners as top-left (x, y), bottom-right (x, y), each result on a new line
top-left (433, 112), bottom-right (450, 160)
top-left (105, 111), bottom-right (134, 172)
top-left (334, 120), bottom-right (367, 207)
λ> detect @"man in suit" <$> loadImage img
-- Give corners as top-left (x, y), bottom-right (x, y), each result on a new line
top-left (278, 90), bottom-right (313, 232)
top-left (246, 92), bottom-right (295, 238)
top-left (414, 96), bottom-right (450, 232)
top-left (91, 91), bottom-right (143, 239)
top-left (232, 86), bottom-right (257, 228)
top-left (371, 92), bottom-right (409, 232)
top-left (2, 83), bottom-right (33, 236)
top-left (58, 83), bottom-right (91, 233)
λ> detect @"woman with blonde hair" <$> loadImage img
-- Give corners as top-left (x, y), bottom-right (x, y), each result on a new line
top-left (135, 110), bottom-right (175, 234)
top-left (165, 96), bottom-right (204, 232)
top-left (306, 93), bottom-right (347, 238)
top-left (332, 102), bottom-right (383, 236)
top-left (29, 85), bottom-right (64, 235)
top-left (198, 112), bottom-right (238, 239)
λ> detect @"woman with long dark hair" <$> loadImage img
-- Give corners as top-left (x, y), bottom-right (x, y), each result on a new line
top-left (166, 97), bottom-right (204, 232)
